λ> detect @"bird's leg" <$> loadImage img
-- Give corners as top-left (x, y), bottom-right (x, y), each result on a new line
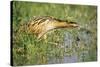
top-left (37, 32), bottom-right (48, 44)
top-left (43, 34), bottom-right (48, 43)
top-left (37, 33), bottom-right (43, 39)
top-left (37, 31), bottom-right (47, 39)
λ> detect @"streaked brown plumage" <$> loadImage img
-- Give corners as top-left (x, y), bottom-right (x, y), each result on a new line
top-left (27, 16), bottom-right (79, 39)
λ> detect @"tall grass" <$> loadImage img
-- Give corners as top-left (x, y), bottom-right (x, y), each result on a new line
top-left (11, 1), bottom-right (97, 66)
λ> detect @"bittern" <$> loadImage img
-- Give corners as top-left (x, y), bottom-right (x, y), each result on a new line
top-left (27, 16), bottom-right (79, 39)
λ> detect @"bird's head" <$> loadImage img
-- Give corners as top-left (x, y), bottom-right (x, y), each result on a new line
top-left (52, 19), bottom-right (79, 29)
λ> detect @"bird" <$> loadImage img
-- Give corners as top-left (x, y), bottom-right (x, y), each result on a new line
top-left (27, 16), bottom-right (79, 39)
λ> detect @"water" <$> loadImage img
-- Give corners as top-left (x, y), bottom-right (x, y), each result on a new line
top-left (48, 54), bottom-right (78, 64)
top-left (47, 27), bottom-right (96, 64)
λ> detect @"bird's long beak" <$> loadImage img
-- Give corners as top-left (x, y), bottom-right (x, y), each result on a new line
top-left (72, 24), bottom-right (79, 28)
top-left (68, 23), bottom-right (79, 28)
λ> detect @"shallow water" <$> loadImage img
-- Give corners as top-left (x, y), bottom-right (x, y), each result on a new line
top-left (47, 27), bottom-right (97, 63)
